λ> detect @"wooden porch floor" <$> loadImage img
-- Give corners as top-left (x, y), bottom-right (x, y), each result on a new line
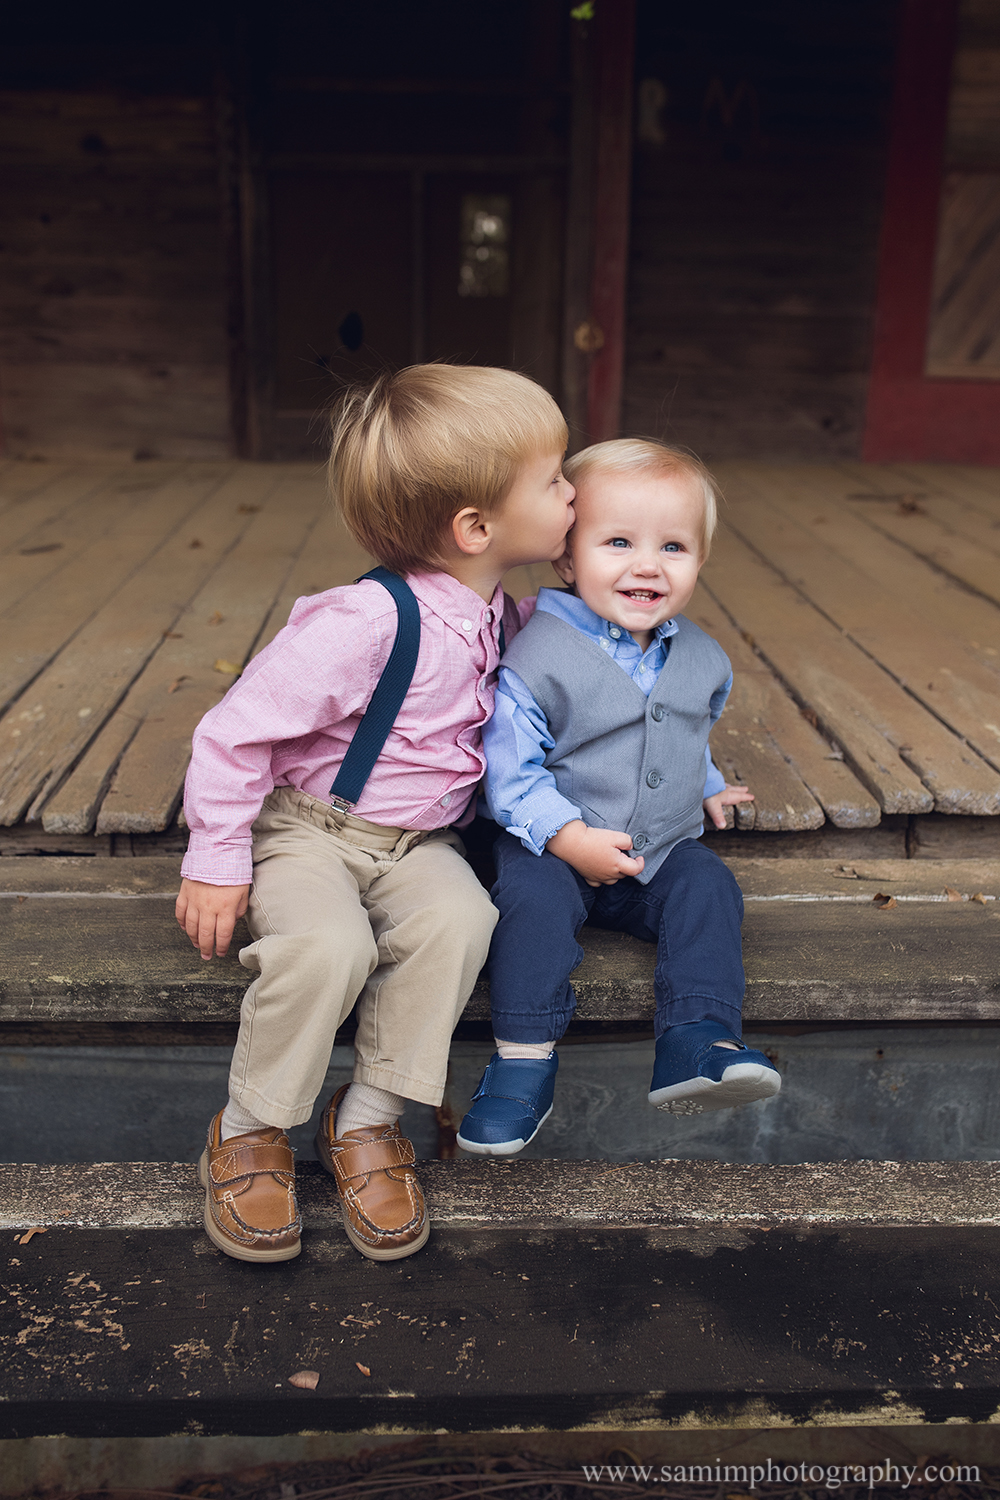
top-left (0, 457), bottom-right (998, 842)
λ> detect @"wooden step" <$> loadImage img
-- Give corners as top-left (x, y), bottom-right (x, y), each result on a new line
top-left (5, 1158), bottom-right (1000, 1437)
top-left (2, 857), bottom-right (998, 1040)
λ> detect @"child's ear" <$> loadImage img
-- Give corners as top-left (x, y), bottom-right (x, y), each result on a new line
top-left (451, 506), bottom-right (491, 557)
top-left (551, 548), bottom-right (575, 587)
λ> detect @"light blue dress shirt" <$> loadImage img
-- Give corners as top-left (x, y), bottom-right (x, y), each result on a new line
top-left (484, 589), bottom-right (732, 856)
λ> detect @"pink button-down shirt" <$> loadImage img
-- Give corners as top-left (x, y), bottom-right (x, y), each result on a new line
top-left (181, 571), bottom-right (526, 887)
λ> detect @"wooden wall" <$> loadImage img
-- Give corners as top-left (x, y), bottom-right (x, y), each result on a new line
top-left (625, 1), bottom-right (897, 462)
top-left (0, 14), bottom-right (230, 460)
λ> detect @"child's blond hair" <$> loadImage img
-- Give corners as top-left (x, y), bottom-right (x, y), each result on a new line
top-left (564, 438), bottom-right (720, 558)
top-left (329, 364), bottom-right (568, 574)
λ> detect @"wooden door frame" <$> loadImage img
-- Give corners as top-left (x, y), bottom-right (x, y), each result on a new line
top-left (562, 0), bottom-right (636, 449)
top-left (862, 0), bottom-right (1000, 462)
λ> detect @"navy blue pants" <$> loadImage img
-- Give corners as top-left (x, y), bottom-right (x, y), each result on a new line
top-left (488, 833), bottom-right (745, 1042)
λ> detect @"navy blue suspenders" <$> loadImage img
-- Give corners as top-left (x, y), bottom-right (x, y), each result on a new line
top-left (329, 567), bottom-right (510, 813)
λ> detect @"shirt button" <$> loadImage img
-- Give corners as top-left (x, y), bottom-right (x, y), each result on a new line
top-left (461, 619), bottom-right (473, 632)
top-left (484, 608), bottom-right (492, 622)
top-left (441, 793), bottom-right (451, 806)
top-left (651, 703), bottom-right (666, 721)
top-left (632, 833), bottom-right (648, 850)
top-left (609, 626), bottom-right (621, 639)
top-left (638, 664), bottom-right (646, 673)
top-left (646, 770), bottom-right (662, 788)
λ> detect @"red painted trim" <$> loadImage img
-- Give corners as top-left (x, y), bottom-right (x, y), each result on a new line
top-left (586, 0), bottom-right (636, 442)
top-left (863, 0), bottom-right (1000, 461)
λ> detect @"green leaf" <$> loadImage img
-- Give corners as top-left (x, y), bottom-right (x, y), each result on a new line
top-left (570, 1), bottom-right (595, 19)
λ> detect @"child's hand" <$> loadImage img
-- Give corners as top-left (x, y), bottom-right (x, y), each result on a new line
top-left (546, 820), bottom-right (644, 887)
top-left (703, 783), bottom-right (754, 830)
top-left (176, 878), bottom-right (250, 961)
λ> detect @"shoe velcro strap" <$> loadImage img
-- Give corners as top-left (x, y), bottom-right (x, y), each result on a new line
top-left (334, 1136), bottom-right (415, 1181)
top-left (210, 1142), bottom-right (294, 1185)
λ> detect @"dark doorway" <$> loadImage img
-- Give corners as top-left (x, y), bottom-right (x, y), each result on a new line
top-left (238, 2), bottom-right (570, 458)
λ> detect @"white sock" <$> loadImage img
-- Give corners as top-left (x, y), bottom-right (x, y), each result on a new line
top-left (495, 1038), bottom-right (556, 1060)
top-left (221, 1097), bottom-right (272, 1140)
top-left (336, 1082), bottom-right (407, 1135)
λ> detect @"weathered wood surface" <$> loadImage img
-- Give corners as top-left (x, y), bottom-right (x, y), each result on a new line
top-left (623, 7), bottom-right (894, 462)
top-left (1, 858), bottom-right (997, 1028)
top-left (7, 1157), bottom-right (1000, 1230)
top-left (716, 465), bottom-right (1000, 779)
top-left (4, 1215), bottom-right (1000, 1435)
top-left (1, 460), bottom-right (999, 838)
top-left (45, 473), bottom-right (329, 835)
top-left (1, 466), bottom-right (222, 713)
top-left (697, 587), bottom-right (877, 830)
top-left (0, 90), bottom-right (229, 460)
top-left (702, 521), bottom-right (1000, 817)
top-left (0, 466), bottom-right (294, 826)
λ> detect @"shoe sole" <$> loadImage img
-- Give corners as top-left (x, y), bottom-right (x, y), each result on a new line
top-left (456, 1104), bottom-right (553, 1157)
top-left (198, 1149), bottom-right (301, 1263)
top-left (340, 1203), bottom-right (431, 1261)
top-left (648, 1063), bottom-right (781, 1115)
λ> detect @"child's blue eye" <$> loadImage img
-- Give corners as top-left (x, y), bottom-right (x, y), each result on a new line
top-left (663, 542), bottom-right (681, 552)
top-left (609, 538), bottom-right (630, 548)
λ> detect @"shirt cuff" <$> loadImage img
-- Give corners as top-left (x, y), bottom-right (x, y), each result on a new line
top-left (702, 760), bottom-right (727, 801)
top-left (502, 787), bottom-right (583, 857)
top-left (180, 837), bottom-right (254, 887)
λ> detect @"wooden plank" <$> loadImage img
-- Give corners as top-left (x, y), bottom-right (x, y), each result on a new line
top-left (9, 1214), bottom-right (1000, 1439)
top-left (0, 466), bottom-right (287, 827)
top-left (8, 1159), bottom-right (1000, 1231)
top-left (0, 467), bottom-right (226, 713)
top-left (68, 475), bottom-right (326, 834)
top-left (8, 853), bottom-right (997, 900)
top-left (835, 476), bottom-right (1000, 607)
top-left (0, 463), bottom-right (129, 574)
top-left (691, 587), bottom-right (852, 831)
top-left (716, 468), bottom-right (1000, 781)
top-left (717, 462), bottom-right (1000, 682)
top-left (837, 459), bottom-right (1000, 556)
top-left (0, 461), bottom-right (73, 517)
top-left (3, 869), bottom-right (999, 1025)
top-left (895, 461), bottom-right (1000, 523)
top-left (701, 525), bottom-right (989, 815)
top-left (250, 495), bottom-right (374, 657)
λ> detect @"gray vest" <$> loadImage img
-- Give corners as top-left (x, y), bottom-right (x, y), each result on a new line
top-left (502, 610), bottom-right (731, 883)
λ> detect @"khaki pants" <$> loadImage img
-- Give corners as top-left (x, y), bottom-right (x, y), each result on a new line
top-left (229, 787), bottom-right (497, 1128)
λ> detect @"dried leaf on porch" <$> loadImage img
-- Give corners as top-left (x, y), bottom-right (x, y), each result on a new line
top-left (207, 610), bottom-right (224, 625)
top-left (213, 659), bottom-right (242, 675)
top-left (18, 1227), bottom-right (47, 1244)
top-left (971, 891), bottom-right (988, 905)
top-left (288, 1369), bottom-right (320, 1390)
top-left (355, 1362), bottom-right (371, 1376)
top-left (872, 892), bottom-right (897, 909)
top-left (167, 676), bottom-right (190, 693)
top-left (944, 886), bottom-right (963, 901)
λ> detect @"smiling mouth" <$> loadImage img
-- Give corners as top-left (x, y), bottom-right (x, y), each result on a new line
top-left (620, 589), bottom-right (663, 603)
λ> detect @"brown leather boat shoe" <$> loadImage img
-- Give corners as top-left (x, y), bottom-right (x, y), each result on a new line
top-left (199, 1111), bottom-right (302, 1263)
top-left (315, 1085), bottom-right (429, 1261)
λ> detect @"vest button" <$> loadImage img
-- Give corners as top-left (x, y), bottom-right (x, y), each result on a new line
top-left (651, 702), bottom-right (666, 721)
top-left (646, 770), bottom-right (661, 788)
top-left (632, 833), bottom-right (647, 850)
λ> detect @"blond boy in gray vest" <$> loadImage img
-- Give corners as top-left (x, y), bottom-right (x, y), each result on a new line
top-left (457, 439), bottom-right (781, 1156)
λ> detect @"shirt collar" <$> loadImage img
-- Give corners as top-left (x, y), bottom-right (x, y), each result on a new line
top-left (406, 569), bottom-right (504, 636)
top-left (534, 586), bottom-right (679, 646)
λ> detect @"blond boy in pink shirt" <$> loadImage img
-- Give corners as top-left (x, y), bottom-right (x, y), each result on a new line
top-left (176, 365), bottom-right (574, 1264)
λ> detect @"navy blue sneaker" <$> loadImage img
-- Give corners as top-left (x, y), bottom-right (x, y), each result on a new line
top-left (648, 1021), bottom-right (781, 1115)
top-left (456, 1052), bottom-right (559, 1157)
